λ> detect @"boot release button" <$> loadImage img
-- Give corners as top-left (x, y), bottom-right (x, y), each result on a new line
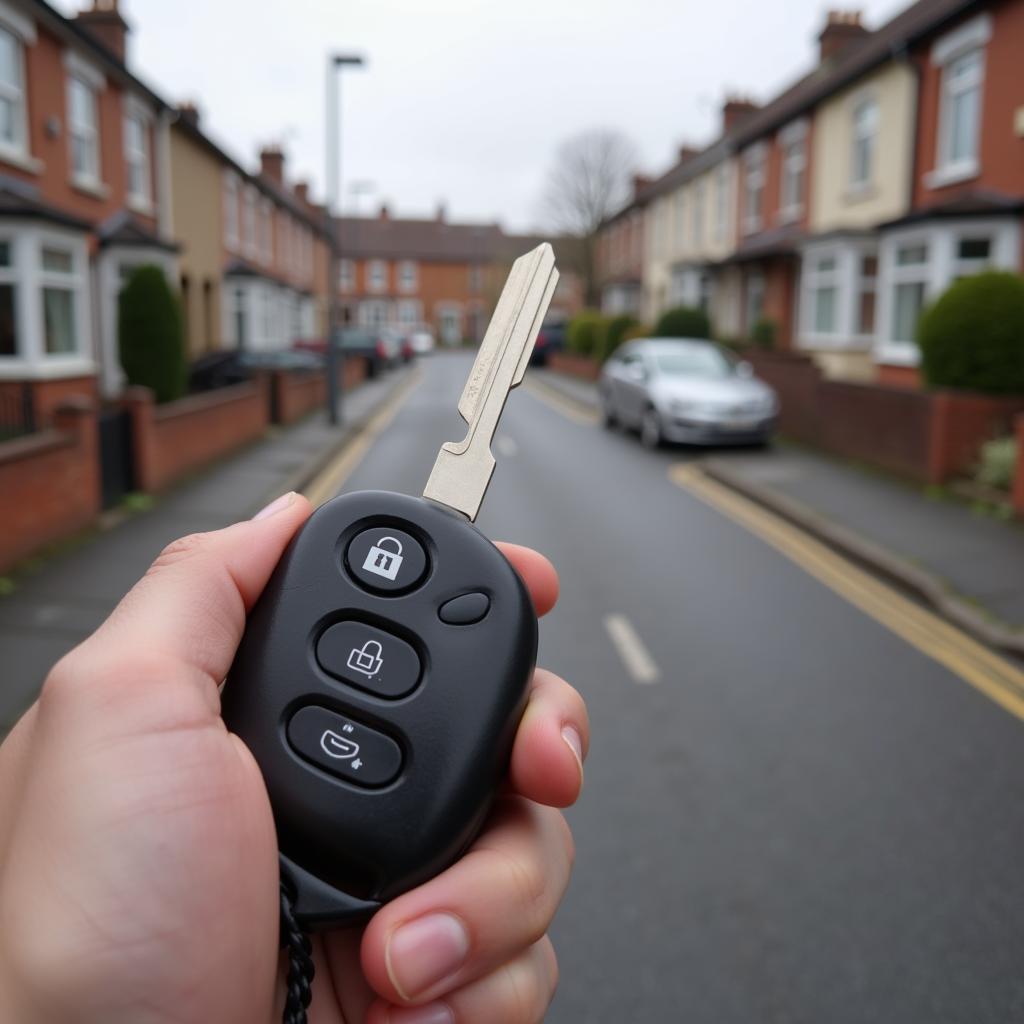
top-left (287, 706), bottom-right (402, 787)
top-left (316, 621), bottom-right (421, 699)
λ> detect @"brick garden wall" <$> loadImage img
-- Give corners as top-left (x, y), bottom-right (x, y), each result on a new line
top-left (125, 379), bottom-right (270, 493)
top-left (0, 375), bottom-right (99, 428)
top-left (0, 400), bottom-right (101, 572)
top-left (269, 356), bottom-right (368, 425)
top-left (547, 351), bottom-right (603, 381)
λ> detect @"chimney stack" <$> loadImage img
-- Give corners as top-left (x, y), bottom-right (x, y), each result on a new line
top-left (74, 0), bottom-right (129, 63)
top-left (379, 203), bottom-right (390, 221)
top-left (176, 101), bottom-right (201, 127)
top-left (818, 10), bottom-right (869, 63)
top-left (294, 182), bottom-right (310, 205)
top-left (259, 145), bottom-right (285, 185)
top-left (677, 144), bottom-right (699, 164)
top-left (436, 202), bottom-right (446, 223)
top-left (722, 96), bottom-right (761, 133)
top-left (632, 174), bottom-right (652, 198)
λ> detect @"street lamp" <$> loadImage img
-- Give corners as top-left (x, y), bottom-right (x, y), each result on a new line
top-left (325, 52), bottom-right (366, 426)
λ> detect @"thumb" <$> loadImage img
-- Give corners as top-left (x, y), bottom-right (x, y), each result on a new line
top-left (57, 492), bottom-right (312, 702)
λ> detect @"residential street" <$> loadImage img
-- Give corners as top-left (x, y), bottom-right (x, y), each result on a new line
top-left (339, 352), bottom-right (1024, 1023)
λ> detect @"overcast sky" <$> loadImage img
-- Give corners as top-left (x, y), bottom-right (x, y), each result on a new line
top-left (58, 0), bottom-right (908, 230)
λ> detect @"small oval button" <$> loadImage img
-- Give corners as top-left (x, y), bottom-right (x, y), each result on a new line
top-left (287, 706), bottom-right (402, 787)
top-left (317, 621), bottom-right (421, 698)
top-left (438, 592), bottom-right (491, 625)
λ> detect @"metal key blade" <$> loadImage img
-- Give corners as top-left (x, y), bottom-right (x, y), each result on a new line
top-left (423, 243), bottom-right (558, 521)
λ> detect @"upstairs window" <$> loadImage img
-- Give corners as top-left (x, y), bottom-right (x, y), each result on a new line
top-left (692, 181), bottom-right (705, 246)
top-left (714, 164), bottom-right (729, 241)
top-left (398, 260), bottom-right (417, 293)
top-left (368, 259), bottom-right (387, 293)
top-left (242, 186), bottom-right (257, 256)
top-left (0, 27), bottom-right (27, 158)
top-left (223, 173), bottom-right (239, 249)
top-left (338, 258), bottom-right (354, 293)
top-left (939, 50), bottom-right (983, 173)
top-left (674, 191), bottom-right (686, 249)
top-left (743, 146), bottom-right (766, 234)
top-left (123, 107), bottom-right (151, 208)
top-left (68, 76), bottom-right (99, 186)
top-left (850, 97), bottom-right (878, 189)
top-left (778, 122), bottom-right (807, 221)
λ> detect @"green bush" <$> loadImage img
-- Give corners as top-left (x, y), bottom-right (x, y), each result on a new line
top-left (599, 314), bottom-right (639, 362)
top-left (653, 306), bottom-right (711, 339)
top-left (622, 323), bottom-right (652, 343)
top-left (917, 271), bottom-right (1024, 394)
top-left (975, 437), bottom-right (1017, 491)
top-left (567, 310), bottom-right (605, 358)
top-left (118, 265), bottom-right (186, 403)
top-left (751, 317), bottom-right (777, 351)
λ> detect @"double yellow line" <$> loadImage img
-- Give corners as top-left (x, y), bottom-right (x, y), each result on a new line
top-left (671, 463), bottom-right (1024, 724)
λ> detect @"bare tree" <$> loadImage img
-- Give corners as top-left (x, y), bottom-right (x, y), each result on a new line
top-left (541, 129), bottom-right (638, 307)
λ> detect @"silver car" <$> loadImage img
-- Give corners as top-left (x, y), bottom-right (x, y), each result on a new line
top-left (599, 338), bottom-right (778, 448)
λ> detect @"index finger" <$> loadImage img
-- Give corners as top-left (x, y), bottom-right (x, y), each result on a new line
top-left (495, 542), bottom-right (559, 616)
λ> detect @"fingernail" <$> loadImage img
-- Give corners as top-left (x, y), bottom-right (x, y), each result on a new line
top-left (385, 913), bottom-right (469, 1001)
top-left (562, 724), bottom-right (584, 779)
top-left (385, 1002), bottom-right (455, 1024)
top-left (253, 492), bottom-right (295, 521)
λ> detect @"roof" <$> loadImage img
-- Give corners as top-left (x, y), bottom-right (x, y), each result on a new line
top-left (880, 189), bottom-right (1024, 228)
top-left (335, 216), bottom-right (505, 262)
top-left (98, 210), bottom-right (180, 251)
top-left (602, 0), bottom-right (983, 219)
top-left (223, 257), bottom-right (312, 294)
top-left (0, 181), bottom-right (92, 231)
top-left (720, 222), bottom-right (806, 263)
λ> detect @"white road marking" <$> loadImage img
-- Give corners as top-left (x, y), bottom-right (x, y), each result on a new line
top-left (604, 614), bottom-right (660, 684)
top-left (495, 435), bottom-right (518, 458)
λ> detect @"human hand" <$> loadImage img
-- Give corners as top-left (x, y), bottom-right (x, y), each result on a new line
top-left (0, 492), bottom-right (588, 1024)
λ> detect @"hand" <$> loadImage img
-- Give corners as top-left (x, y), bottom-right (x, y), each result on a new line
top-left (0, 492), bottom-right (588, 1024)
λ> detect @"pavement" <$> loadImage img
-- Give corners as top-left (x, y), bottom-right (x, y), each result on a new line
top-left (536, 365), bottom-right (1024, 653)
top-left (8, 354), bottom-right (1024, 1020)
top-left (0, 365), bottom-right (414, 731)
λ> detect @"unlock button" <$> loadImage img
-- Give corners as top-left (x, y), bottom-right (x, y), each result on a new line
top-left (317, 621), bottom-right (421, 699)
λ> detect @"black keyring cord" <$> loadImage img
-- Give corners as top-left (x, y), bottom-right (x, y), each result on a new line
top-left (280, 881), bottom-right (316, 1023)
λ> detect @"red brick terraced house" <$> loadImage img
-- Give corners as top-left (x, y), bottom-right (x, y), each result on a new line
top-left (0, 0), bottom-right (178, 419)
top-left (596, 175), bottom-right (651, 317)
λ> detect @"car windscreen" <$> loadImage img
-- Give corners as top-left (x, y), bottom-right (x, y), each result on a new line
top-left (340, 331), bottom-right (374, 347)
top-left (652, 344), bottom-right (735, 379)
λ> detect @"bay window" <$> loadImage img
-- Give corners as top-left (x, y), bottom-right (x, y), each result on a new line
top-left (798, 240), bottom-right (878, 349)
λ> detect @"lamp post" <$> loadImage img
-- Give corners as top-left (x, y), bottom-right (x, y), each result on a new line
top-left (325, 52), bottom-right (366, 426)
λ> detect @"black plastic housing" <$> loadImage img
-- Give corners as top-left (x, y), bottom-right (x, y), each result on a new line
top-left (221, 490), bottom-right (537, 929)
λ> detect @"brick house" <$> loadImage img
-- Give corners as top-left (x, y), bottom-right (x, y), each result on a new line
top-left (595, 176), bottom-right (649, 317)
top-left (335, 206), bottom-right (581, 344)
top-left (0, 0), bottom-right (177, 416)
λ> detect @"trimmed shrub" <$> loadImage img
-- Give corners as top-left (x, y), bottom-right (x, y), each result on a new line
top-left (118, 265), bottom-right (186, 403)
top-left (599, 314), bottom-right (638, 362)
top-left (975, 437), bottom-right (1017, 491)
top-left (567, 310), bottom-right (605, 358)
top-left (917, 271), bottom-right (1024, 394)
top-left (751, 317), bottom-right (777, 351)
top-left (622, 323), bottom-right (652, 343)
top-left (653, 306), bottom-right (711, 339)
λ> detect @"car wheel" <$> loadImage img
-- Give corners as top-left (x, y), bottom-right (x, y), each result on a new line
top-left (640, 408), bottom-right (662, 449)
top-left (600, 392), bottom-right (618, 429)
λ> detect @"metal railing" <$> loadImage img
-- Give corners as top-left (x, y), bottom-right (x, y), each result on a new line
top-left (0, 383), bottom-right (35, 442)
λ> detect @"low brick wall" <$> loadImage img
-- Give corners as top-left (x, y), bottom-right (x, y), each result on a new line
top-left (548, 351), bottom-right (602, 381)
top-left (1014, 415), bottom-right (1024, 517)
top-left (0, 399), bottom-right (101, 572)
top-left (124, 379), bottom-right (270, 493)
top-left (269, 356), bottom-right (369, 426)
top-left (0, 374), bottom-right (98, 428)
top-left (745, 351), bottom-right (1024, 484)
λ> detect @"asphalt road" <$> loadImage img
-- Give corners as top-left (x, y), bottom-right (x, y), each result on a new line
top-left (338, 352), bottom-right (1024, 1023)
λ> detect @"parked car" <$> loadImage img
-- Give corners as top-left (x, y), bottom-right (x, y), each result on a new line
top-left (599, 337), bottom-right (778, 448)
top-left (379, 327), bottom-right (406, 367)
top-left (338, 328), bottom-right (392, 378)
top-left (408, 329), bottom-right (436, 356)
top-left (188, 348), bottom-right (323, 392)
top-left (530, 319), bottom-right (566, 366)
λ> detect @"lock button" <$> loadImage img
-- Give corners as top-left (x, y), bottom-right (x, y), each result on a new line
top-left (316, 621), bottom-right (422, 699)
top-left (346, 527), bottom-right (428, 594)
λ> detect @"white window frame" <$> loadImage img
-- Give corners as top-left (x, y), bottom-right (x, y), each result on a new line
top-left (358, 298), bottom-right (388, 328)
top-left (223, 171), bottom-right (240, 250)
top-left (742, 144), bottom-right (766, 235)
top-left (397, 299), bottom-right (422, 326)
top-left (0, 225), bottom-right (92, 379)
top-left (0, 20), bottom-right (30, 167)
top-left (927, 14), bottom-right (991, 189)
top-left (367, 259), bottom-right (387, 294)
top-left (797, 238), bottom-right (879, 351)
top-left (744, 269), bottom-right (765, 333)
top-left (714, 164), bottom-right (730, 242)
top-left (123, 97), bottom-right (152, 213)
top-left (242, 185), bottom-right (258, 258)
top-left (875, 215), bottom-right (1019, 365)
top-left (398, 259), bottom-right (417, 294)
top-left (849, 92), bottom-right (878, 192)
top-left (338, 258), bottom-right (355, 293)
top-left (778, 120), bottom-right (807, 224)
top-left (66, 73), bottom-right (101, 191)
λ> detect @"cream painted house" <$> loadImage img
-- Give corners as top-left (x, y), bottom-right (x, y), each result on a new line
top-left (796, 61), bottom-right (917, 379)
top-left (642, 145), bottom-right (738, 333)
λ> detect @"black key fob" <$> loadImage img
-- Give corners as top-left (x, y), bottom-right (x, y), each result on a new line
top-left (221, 490), bottom-right (537, 929)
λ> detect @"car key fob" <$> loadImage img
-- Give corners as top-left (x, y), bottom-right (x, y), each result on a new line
top-left (221, 244), bottom-right (559, 928)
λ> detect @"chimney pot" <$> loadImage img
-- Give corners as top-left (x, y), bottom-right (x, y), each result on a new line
top-left (259, 145), bottom-right (285, 185)
top-left (722, 96), bottom-right (761, 133)
top-left (294, 182), bottom-right (310, 204)
top-left (176, 101), bottom-right (200, 127)
top-left (818, 9), bottom-right (869, 63)
top-left (379, 203), bottom-right (390, 221)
